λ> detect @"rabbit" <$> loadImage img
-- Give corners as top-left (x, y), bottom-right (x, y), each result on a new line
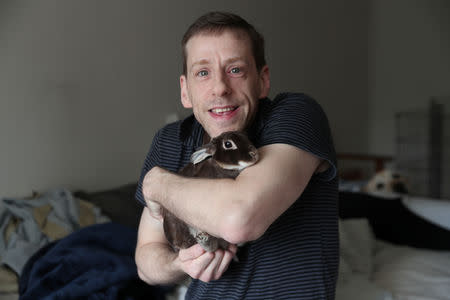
top-left (162, 131), bottom-right (259, 253)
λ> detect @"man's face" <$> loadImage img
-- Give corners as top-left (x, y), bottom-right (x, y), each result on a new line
top-left (180, 30), bottom-right (270, 139)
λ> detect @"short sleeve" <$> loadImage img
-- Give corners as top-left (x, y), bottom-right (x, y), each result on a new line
top-left (135, 130), bottom-right (161, 206)
top-left (259, 93), bottom-right (337, 181)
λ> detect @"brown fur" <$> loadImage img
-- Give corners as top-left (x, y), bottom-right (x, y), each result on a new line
top-left (162, 131), bottom-right (258, 252)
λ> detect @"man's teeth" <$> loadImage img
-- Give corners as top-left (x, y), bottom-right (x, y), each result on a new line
top-left (211, 107), bottom-right (235, 114)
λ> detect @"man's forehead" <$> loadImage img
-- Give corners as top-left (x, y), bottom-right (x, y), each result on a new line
top-left (190, 56), bottom-right (249, 68)
top-left (185, 30), bottom-right (252, 66)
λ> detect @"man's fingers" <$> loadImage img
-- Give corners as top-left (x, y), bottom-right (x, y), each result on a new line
top-left (178, 244), bottom-right (238, 282)
top-left (178, 244), bottom-right (205, 262)
top-left (144, 202), bottom-right (163, 221)
top-left (215, 250), bottom-right (234, 280)
top-left (200, 249), bottom-right (224, 282)
top-left (189, 251), bottom-right (214, 278)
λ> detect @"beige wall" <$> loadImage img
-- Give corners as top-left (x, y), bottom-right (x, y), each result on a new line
top-left (0, 0), bottom-right (369, 197)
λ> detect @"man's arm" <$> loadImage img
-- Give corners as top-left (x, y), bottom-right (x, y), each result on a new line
top-left (135, 207), bottom-right (237, 284)
top-left (143, 143), bottom-right (324, 245)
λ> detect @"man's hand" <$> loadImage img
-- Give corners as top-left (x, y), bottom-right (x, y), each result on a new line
top-left (147, 200), bottom-right (163, 220)
top-left (175, 243), bottom-right (238, 282)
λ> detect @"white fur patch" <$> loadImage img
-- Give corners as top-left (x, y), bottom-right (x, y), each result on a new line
top-left (217, 160), bottom-right (254, 170)
top-left (191, 148), bottom-right (212, 165)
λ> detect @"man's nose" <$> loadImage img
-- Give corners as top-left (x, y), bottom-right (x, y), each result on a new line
top-left (212, 72), bottom-right (231, 97)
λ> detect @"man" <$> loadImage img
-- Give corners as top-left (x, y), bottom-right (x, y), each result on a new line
top-left (135, 11), bottom-right (338, 299)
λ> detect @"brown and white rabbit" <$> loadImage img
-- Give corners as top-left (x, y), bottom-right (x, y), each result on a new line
top-left (162, 131), bottom-right (259, 252)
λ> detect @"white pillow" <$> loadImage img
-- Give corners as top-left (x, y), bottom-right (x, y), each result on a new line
top-left (339, 218), bottom-right (375, 278)
top-left (337, 255), bottom-right (353, 284)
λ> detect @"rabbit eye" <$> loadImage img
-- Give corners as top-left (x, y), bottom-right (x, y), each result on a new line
top-left (223, 140), bottom-right (237, 150)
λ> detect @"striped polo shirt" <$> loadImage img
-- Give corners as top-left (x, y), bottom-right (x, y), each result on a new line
top-left (136, 93), bottom-right (339, 299)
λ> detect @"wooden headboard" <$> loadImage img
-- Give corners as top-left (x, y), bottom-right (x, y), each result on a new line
top-left (337, 153), bottom-right (393, 180)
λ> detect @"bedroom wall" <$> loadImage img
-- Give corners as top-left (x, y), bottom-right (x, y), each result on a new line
top-left (0, 0), bottom-right (369, 197)
top-left (367, 0), bottom-right (450, 155)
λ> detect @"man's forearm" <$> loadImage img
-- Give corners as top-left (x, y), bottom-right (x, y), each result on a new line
top-left (143, 167), bottom-right (244, 241)
top-left (143, 144), bottom-right (322, 245)
top-left (136, 242), bottom-right (187, 285)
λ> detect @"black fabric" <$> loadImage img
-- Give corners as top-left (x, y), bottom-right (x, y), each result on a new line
top-left (19, 223), bottom-right (173, 300)
top-left (75, 183), bottom-right (141, 228)
top-left (339, 192), bottom-right (450, 250)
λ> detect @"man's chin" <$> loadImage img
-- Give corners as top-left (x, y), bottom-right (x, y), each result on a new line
top-left (209, 128), bottom-right (245, 138)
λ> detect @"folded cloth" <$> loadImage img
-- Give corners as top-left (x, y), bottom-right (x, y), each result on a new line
top-left (0, 188), bottom-right (109, 276)
top-left (19, 222), bottom-right (173, 300)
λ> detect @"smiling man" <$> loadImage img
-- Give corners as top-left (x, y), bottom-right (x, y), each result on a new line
top-left (135, 12), bottom-right (338, 299)
top-left (180, 29), bottom-right (267, 139)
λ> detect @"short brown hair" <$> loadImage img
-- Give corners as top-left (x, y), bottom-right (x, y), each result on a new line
top-left (181, 11), bottom-right (266, 75)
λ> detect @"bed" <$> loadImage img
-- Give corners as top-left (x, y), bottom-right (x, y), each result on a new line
top-left (336, 154), bottom-right (450, 300)
top-left (2, 153), bottom-right (450, 299)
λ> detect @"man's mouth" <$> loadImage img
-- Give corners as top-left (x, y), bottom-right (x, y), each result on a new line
top-left (209, 106), bottom-right (238, 115)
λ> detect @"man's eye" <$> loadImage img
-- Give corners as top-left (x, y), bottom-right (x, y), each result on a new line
top-left (197, 70), bottom-right (208, 77)
top-left (230, 67), bottom-right (241, 74)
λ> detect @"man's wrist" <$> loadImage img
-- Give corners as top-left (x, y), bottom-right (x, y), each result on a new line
top-left (137, 242), bottom-right (187, 285)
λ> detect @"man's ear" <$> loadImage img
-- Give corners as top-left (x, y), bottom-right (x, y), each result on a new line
top-left (180, 75), bottom-right (192, 108)
top-left (258, 65), bottom-right (270, 99)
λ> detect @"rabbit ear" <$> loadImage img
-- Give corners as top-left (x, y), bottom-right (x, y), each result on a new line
top-left (190, 145), bottom-right (215, 164)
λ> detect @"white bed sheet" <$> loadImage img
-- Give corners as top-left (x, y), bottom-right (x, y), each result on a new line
top-left (337, 218), bottom-right (450, 300)
top-left (336, 273), bottom-right (394, 300)
top-left (373, 241), bottom-right (450, 300)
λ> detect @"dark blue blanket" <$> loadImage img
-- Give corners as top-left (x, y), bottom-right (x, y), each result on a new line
top-left (19, 222), bottom-right (173, 300)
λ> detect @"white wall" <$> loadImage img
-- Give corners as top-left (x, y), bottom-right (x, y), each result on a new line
top-left (368, 0), bottom-right (450, 155)
top-left (0, 0), bottom-right (369, 197)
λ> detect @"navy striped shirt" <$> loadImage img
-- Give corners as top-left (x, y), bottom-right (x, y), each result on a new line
top-left (136, 93), bottom-right (339, 299)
